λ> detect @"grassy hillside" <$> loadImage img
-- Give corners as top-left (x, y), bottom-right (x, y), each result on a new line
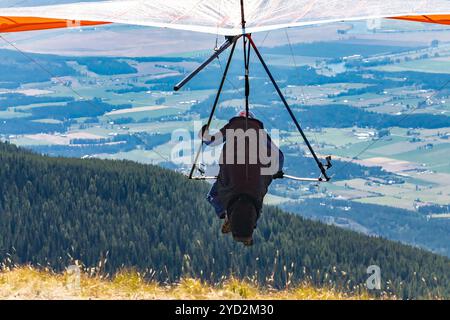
top-left (0, 142), bottom-right (449, 299)
top-left (0, 266), bottom-right (370, 300)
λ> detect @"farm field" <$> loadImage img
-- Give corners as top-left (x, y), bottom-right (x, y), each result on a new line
top-left (1, 20), bottom-right (450, 223)
top-left (375, 56), bottom-right (450, 74)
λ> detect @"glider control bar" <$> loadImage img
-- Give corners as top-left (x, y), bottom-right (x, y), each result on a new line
top-left (190, 174), bottom-right (325, 183)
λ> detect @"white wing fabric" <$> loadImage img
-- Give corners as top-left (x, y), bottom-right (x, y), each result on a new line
top-left (2, 0), bottom-right (450, 34)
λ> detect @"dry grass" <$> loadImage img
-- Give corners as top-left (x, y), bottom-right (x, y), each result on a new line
top-left (0, 266), bottom-right (373, 300)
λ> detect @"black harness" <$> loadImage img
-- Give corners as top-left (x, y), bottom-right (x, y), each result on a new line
top-left (227, 193), bottom-right (261, 217)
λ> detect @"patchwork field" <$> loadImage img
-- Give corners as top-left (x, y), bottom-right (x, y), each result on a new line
top-left (375, 56), bottom-right (450, 74)
top-left (2, 21), bottom-right (450, 218)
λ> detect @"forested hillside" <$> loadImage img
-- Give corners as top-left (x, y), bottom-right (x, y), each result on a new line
top-left (0, 142), bottom-right (448, 299)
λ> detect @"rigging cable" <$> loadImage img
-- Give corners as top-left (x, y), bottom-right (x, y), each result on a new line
top-left (214, 0), bottom-right (223, 51)
top-left (285, 28), bottom-right (322, 156)
top-left (216, 33), bottom-right (314, 171)
top-left (240, 0), bottom-right (250, 179)
top-left (332, 78), bottom-right (450, 178)
top-left (0, 34), bottom-right (172, 164)
top-left (282, 28), bottom-right (450, 181)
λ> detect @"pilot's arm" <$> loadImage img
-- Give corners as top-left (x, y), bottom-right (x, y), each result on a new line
top-left (199, 124), bottom-right (227, 147)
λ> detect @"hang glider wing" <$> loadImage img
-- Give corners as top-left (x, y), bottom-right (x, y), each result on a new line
top-left (1, 0), bottom-right (450, 35)
top-left (0, 16), bottom-right (109, 33)
top-left (391, 15), bottom-right (450, 26)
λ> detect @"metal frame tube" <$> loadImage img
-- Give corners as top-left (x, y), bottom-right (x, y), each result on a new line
top-left (181, 32), bottom-right (331, 182)
top-left (191, 174), bottom-right (323, 182)
top-left (174, 36), bottom-right (240, 91)
top-left (188, 39), bottom-right (238, 179)
top-left (247, 36), bottom-right (330, 181)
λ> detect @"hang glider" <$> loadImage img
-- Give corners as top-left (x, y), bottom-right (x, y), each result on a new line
top-left (2, 0), bottom-right (450, 182)
top-left (1, 0), bottom-right (450, 35)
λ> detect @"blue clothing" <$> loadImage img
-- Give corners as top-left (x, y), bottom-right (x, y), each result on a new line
top-left (207, 181), bottom-right (225, 218)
